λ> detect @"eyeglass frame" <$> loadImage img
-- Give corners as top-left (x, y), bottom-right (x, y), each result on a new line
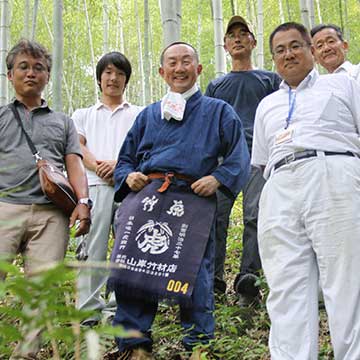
top-left (272, 41), bottom-right (311, 59)
top-left (13, 61), bottom-right (48, 74)
top-left (225, 29), bottom-right (253, 41)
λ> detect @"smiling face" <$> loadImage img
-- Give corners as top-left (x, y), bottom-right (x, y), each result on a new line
top-left (224, 24), bottom-right (256, 60)
top-left (272, 28), bottom-right (314, 88)
top-left (312, 28), bottom-right (348, 73)
top-left (7, 52), bottom-right (49, 102)
top-left (159, 44), bottom-right (202, 93)
top-left (99, 63), bottom-right (127, 99)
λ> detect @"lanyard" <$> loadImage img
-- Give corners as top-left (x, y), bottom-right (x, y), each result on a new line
top-left (285, 88), bottom-right (296, 129)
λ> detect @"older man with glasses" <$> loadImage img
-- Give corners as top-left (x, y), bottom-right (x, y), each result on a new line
top-left (252, 22), bottom-right (360, 359)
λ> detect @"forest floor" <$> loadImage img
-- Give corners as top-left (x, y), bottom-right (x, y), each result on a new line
top-left (1, 198), bottom-right (334, 359)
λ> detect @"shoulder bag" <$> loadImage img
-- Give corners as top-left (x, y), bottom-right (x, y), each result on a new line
top-left (10, 104), bottom-right (77, 216)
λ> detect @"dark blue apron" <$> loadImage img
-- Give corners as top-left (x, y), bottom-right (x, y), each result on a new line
top-left (107, 180), bottom-right (216, 304)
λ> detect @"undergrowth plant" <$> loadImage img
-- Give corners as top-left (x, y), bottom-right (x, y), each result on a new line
top-left (0, 261), bottom-right (126, 359)
top-left (0, 196), bottom-right (334, 359)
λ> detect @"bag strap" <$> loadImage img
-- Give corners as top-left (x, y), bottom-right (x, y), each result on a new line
top-left (9, 103), bottom-right (42, 162)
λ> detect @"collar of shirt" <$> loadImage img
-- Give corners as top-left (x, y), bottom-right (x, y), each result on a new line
top-left (95, 100), bottom-right (130, 112)
top-left (279, 68), bottom-right (318, 92)
top-left (334, 60), bottom-right (353, 74)
top-left (12, 98), bottom-right (51, 112)
top-left (161, 84), bottom-right (199, 121)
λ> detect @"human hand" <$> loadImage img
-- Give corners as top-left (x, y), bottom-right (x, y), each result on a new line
top-left (96, 160), bottom-right (116, 180)
top-left (126, 172), bottom-right (149, 191)
top-left (69, 204), bottom-right (91, 237)
top-left (191, 175), bottom-right (221, 197)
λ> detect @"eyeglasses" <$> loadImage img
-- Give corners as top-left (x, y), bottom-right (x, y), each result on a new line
top-left (273, 42), bottom-right (309, 58)
top-left (15, 62), bottom-right (48, 74)
top-left (226, 30), bottom-right (250, 40)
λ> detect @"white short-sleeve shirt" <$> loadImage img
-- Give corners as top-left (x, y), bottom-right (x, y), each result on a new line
top-left (72, 101), bottom-right (143, 185)
top-left (252, 69), bottom-right (360, 179)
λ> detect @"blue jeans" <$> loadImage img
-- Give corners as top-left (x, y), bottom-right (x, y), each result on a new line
top-left (113, 223), bottom-right (216, 352)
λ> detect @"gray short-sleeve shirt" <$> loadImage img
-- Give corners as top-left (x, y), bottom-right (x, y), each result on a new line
top-left (0, 100), bottom-right (82, 204)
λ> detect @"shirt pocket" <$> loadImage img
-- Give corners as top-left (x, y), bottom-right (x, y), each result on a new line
top-left (318, 92), bottom-right (355, 132)
top-left (319, 92), bottom-right (339, 122)
top-left (40, 122), bottom-right (66, 154)
top-left (45, 122), bottom-right (65, 142)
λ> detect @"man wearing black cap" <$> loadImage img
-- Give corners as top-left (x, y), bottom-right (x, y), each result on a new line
top-left (205, 15), bottom-right (281, 305)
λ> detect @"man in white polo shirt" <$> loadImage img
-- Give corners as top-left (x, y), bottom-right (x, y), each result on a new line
top-left (253, 22), bottom-right (360, 359)
top-left (72, 52), bottom-right (142, 325)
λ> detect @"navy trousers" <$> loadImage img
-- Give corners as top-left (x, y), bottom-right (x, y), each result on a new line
top-left (113, 223), bottom-right (216, 352)
top-left (238, 166), bottom-right (264, 281)
top-left (214, 191), bottom-right (234, 292)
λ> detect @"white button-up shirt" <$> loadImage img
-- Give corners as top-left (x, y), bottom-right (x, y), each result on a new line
top-left (334, 60), bottom-right (360, 84)
top-left (252, 69), bottom-right (360, 179)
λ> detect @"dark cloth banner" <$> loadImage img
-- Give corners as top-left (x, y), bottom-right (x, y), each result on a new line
top-left (108, 180), bottom-right (216, 304)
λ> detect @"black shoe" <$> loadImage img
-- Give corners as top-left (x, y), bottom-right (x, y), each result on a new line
top-left (214, 277), bottom-right (227, 294)
top-left (234, 273), bottom-right (259, 297)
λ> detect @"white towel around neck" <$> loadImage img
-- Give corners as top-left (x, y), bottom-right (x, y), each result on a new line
top-left (161, 84), bottom-right (199, 121)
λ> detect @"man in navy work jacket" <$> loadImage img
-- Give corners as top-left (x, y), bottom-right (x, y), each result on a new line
top-left (109, 42), bottom-right (250, 359)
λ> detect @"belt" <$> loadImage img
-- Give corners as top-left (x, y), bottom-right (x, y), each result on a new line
top-left (274, 150), bottom-right (356, 170)
top-left (148, 172), bottom-right (195, 193)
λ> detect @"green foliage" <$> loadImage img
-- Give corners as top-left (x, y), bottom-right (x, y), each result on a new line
top-left (0, 196), bottom-right (335, 359)
top-left (5, 0), bottom-right (360, 113)
top-left (0, 261), bottom-right (126, 359)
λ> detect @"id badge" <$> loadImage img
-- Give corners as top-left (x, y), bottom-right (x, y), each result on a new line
top-left (275, 126), bottom-right (293, 145)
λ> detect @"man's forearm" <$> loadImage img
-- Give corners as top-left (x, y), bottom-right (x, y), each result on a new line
top-left (65, 154), bottom-right (89, 199)
top-left (65, 154), bottom-right (91, 236)
top-left (80, 143), bottom-right (97, 172)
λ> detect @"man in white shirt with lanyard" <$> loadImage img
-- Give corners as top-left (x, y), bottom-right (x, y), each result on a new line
top-left (253, 22), bottom-right (360, 359)
top-left (72, 52), bottom-right (142, 325)
top-left (311, 23), bottom-right (360, 83)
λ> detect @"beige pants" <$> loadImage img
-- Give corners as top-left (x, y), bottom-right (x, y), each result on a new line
top-left (0, 201), bottom-right (69, 276)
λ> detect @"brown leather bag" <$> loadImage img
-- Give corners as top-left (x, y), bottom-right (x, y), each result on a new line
top-left (37, 160), bottom-right (77, 216)
top-left (10, 104), bottom-right (77, 216)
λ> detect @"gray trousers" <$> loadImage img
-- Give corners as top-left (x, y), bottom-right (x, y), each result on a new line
top-left (76, 185), bottom-right (117, 313)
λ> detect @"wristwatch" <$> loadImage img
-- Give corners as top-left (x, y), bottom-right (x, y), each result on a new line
top-left (77, 198), bottom-right (93, 209)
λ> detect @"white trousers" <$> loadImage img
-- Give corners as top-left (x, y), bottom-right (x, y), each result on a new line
top-left (77, 185), bottom-right (117, 312)
top-left (258, 155), bottom-right (360, 360)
